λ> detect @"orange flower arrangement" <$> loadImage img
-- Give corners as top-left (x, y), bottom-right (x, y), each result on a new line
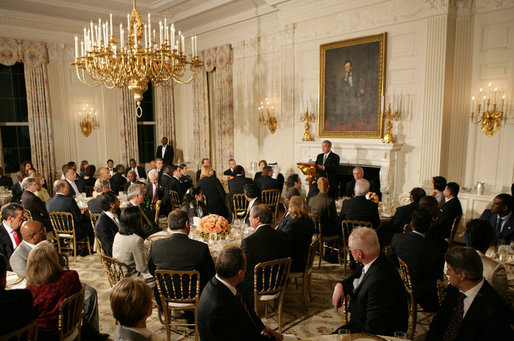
top-left (199, 214), bottom-right (230, 239)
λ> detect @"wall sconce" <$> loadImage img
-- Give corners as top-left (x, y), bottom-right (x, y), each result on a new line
top-left (471, 83), bottom-right (506, 137)
top-left (381, 95), bottom-right (401, 143)
top-left (79, 104), bottom-right (99, 137)
top-left (258, 98), bottom-right (277, 134)
top-left (299, 100), bottom-right (316, 141)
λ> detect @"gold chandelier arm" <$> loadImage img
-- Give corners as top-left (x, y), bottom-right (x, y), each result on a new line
top-left (75, 67), bottom-right (102, 87)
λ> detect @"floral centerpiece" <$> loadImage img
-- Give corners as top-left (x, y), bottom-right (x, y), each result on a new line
top-left (199, 214), bottom-right (230, 240)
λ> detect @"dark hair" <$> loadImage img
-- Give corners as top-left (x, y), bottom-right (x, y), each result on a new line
top-left (410, 209), bottom-right (432, 234)
top-left (244, 184), bottom-right (259, 199)
top-left (62, 165), bottom-right (73, 176)
top-left (511, 183), bottom-right (514, 197)
top-left (262, 166), bottom-right (272, 176)
top-left (496, 193), bottom-right (513, 212)
top-left (180, 163), bottom-right (188, 169)
top-left (286, 174), bottom-right (299, 188)
top-left (107, 159), bottom-right (114, 163)
top-left (110, 278), bottom-right (152, 327)
top-left (233, 165), bottom-right (244, 176)
top-left (84, 164), bottom-right (96, 177)
top-left (432, 176), bottom-right (447, 191)
top-left (119, 206), bottom-right (142, 235)
top-left (466, 219), bottom-right (494, 253)
top-left (215, 247), bottom-right (246, 279)
top-left (67, 161), bottom-right (76, 168)
top-left (344, 60), bottom-right (352, 66)
top-left (446, 182), bottom-right (460, 197)
top-left (419, 196), bottom-right (438, 213)
top-left (171, 165), bottom-right (181, 173)
top-left (181, 187), bottom-right (202, 209)
top-left (80, 160), bottom-right (88, 172)
top-left (162, 164), bottom-right (172, 175)
top-left (258, 160), bottom-right (267, 167)
top-left (168, 209), bottom-right (188, 230)
top-left (115, 164), bottom-right (125, 172)
top-left (284, 187), bottom-right (300, 200)
top-left (228, 158), bottom-right (235, 162)
top-left (410, 187), bottom-right (426, 203)
top-left (1, 203), bottom-right (23, 221)
top-left (445, 246), bottom-right (483, 282)
top-left (129, 158), bottom-right (136, 163)
top-left (20, 161), bottom-right (33, 175)
top-left (99, 191), bottom-right (117, 212)
top-left (0, 167), bottom-right (3, 176)
top-left (250, 204), bottom-right (272, 224)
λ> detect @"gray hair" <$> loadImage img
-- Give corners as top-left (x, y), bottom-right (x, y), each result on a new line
top-left (445, 246), bottom-right (483, 282)
top-left (1, 203), bottom-right (23, 221)
top-left (94, 178), bottom-right (111, 192)
top-left (349, 227), bottom-right (380, 255)
top-left (53, 180), bottom-right (68, 193)
top-left (354, 178), bottom-right (370, 196)
top-left (147, 169), bottom-right (158, 179)
top-left (353, 166), bottom-right (364, 174)
top-left (127, 170), bottom-right (136, 177)
top-left (127, 183), bottom-right (144, 200)
top-left (322, 140), bottom-right (332, 147)
top-left (21, 177), bottom-right (37, 189)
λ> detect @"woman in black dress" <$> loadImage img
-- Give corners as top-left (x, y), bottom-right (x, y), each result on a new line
top-left (181, 186), bottom-right (209, 220)
top-left (196, 165), bottom-right (228, 219)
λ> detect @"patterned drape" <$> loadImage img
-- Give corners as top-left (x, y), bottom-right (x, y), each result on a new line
top-left (119, 87), bottom-right (139, 165)
top-left (0, 38), bottom-right (55, 186)
top-left (192, 44), bottom-right (234, 174)
top-left (155, 84), bottom-right (176, 153)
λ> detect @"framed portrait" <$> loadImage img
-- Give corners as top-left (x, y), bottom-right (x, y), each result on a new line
top-left (319, 33), bottom-right (386, 138)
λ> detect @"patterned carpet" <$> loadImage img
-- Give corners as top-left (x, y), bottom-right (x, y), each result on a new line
top-left (72, 253), bottom-right (431, 340)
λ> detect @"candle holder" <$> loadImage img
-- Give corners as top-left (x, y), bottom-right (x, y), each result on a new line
top-left (79, 104), bottom-right (99, 137)
top-left (258, 98), bottom-right (277, 134)
top-left (471, 83), bottom-right (506, 137)
top-left (300, 109), bottom-right (315, 141)
top-left (382, 103), bottom-right (400, 143)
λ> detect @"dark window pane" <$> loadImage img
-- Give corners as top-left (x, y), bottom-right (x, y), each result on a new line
top-left (0, 63), bottom-right (27, 123)
top-left (137, 83), bottom-right (154, 122)
top-left (0, 99), bottom-right (15, 122)
top-left (1, 126), bottom-right (31, 173)
top-left (137, 124), bottom-right (156, 163)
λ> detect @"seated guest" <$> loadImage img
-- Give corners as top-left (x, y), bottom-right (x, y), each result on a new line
top-left (431, 181), bottom-right (462, 240)
top-left (154, 158), bottom-right (164, 183)
top-left (179, 163), bottom-right (193, 190)
top-left (26, 241), bottom-right (106, 340)
top-left (123, 170), bottom-right (143, 192)
top-left (430, 176), bottom-right (447, 208)
top-left (79, 160), bottom-right (88, 178)
top-left (286, 174), bottom-right (302, 190)
top-left (10, 220), bottom-right (46, 277)
top-left (0, 253), bottom-right (33, 336)
top-left (228, 165), bottom-right (253, 210)
top-left (67, 161), bottom-right (80, 180)
top-left (127, 184), bottom-right (161, 239)
top-left (17, 161), bottom-right (33, 183)
top-left (126, 158), bottom-right (146, 179)
top-left (239, 204), bottom-right (290, 307)
top-left (426, 247), bottom-right (513, 340)
top-left (113, 206), bottom-right (152, 282)
top-left (198, 247), bottom-right (283, 341)
top-left (88, 179), bottom-right (111, 213)
top-left (479, 193), bottom-right (513, 245)
top-left (389, 210), bottom-right (444, 312)
top-left (0, 167), bottom-right (13, 189)
top-left (196, 158), bottom-right (217, 182)
top-left (46, 180), bottom-right (94, 251)
top-left (146, 169), bottom-right (161, 206)
top-left (224, 158), bottom-right (237, 177)
top-left (159, 164), bottom-right (185, 217)
top-left (339, 179), bottom-right (380, 229)
top-left (110, 165), bottom-right (127, 195)
top-left (197, 165), bottom-right (228, 219)
top-left (309, 177), bottom-right (339, 236)
top-left (275, 187), bottom-right (300, 231)
top-left (33, 172), bottom-right (50, 202)
top-left (111, 278), bottom-right (164, 341)
top-left (332, 227), bottom-right (408, 335)
top-left (82, 165), bottom-right (97, 195)
top-left (253, 160), bottom-right (267, 181)
top-left (98, 167), bottom-right (112, 184)
top-left (0, 203), bottom-right (25, 269)
top-left (466, 219), bottom-right (510, 303)
top-left (254, 166), bottom-right (280, 193)
top-left (419, 195), bottom-right (440, 220)
top-left (277, 196), bottom-right (314, 272)
top-left (94, 191), bottom-right (120, 257)
top-left (63, 164), bottom-right (84, 197)
top-left (107, 159), bottom-right (115, 176)
top-left (181, 186), bottom-right (209, 220)
top-left (242, 183), bottom-right (261, 224)
top-left (344, 166), bottom-right (365, 198)
top-left (21, 177), bottom-right (51, 232)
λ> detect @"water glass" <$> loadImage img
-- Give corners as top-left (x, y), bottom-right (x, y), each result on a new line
top-left (209, 232), bottom-right (217, 245)
top-left (394, 331), bottom-right (407, 339)
top-left (337, 328), bottom-right (351, 341)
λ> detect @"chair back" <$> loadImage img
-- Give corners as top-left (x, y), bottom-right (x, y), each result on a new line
top-left (398, 256), bottom-right (416, 340)
top-left (261, 189), bottom-right (281, 219)
top-left (232, 194), bottom-right (248, 218)
top-left (154, 269), bottom-right (201, 305)
top-left (2, 320), bottom-right (38, 341)
top-left (154, 200), bottom-right (162, 224)
top-left (84, 186), bottom-right (94, 197)
top-left (308, 213), bottom-right (320, 234)
top-left (100, 254), bottom-right (126, 287)
top-left (436, 280), bottom-right (448, 307)
top-left (448, 214), bottom-right (462, 247)
top-left (253, 257), bottom-right (291, 311)
top-left (58, 284), bottom-right (86, 341)
top-left (341, 220), bottom-right (373, 239)
top-left (398, 257), bottom-right (414, 294)
top-left (169, 190), bottom-right (181, 210)
top-left (49, 212), bottom-right (76, 235)
top-left (23, 209), bottom-right (33, 221)
top-left (89, 213), bottom-right (101, 231)
top-left (305, 236), bottom-right (320, 274)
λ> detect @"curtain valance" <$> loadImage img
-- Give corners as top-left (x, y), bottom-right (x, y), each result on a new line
top-left (0, 38), bottom-right (48, 67)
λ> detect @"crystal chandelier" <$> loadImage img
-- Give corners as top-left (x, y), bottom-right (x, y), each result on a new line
top-left (72, 0), bottom-right (202, 117)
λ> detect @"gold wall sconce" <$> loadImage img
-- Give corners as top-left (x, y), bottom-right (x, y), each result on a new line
top-left (79, 104), bottom-right (99, 137)
top-left (300, 104), bottom-right (315, 141)
top-left (381, 95), bottom-right (401, 143)
top-left (258, 98), bottom-right (277, 134)
top-left (471, 83), bottom-right (506, 137)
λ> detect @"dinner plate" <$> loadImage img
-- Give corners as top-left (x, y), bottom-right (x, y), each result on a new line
top-left (351, 334), bottom-right (387, 341)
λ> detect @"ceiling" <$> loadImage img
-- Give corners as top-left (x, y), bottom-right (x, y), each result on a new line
top-left (0, 0), bottom-right (278, 32)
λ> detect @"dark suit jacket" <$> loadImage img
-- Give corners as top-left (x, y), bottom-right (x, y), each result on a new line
top-left (243, 198), bottom-right (262, 224)
top-left (0, 175), bottom-right (13, 189)
top-left (389, 231), bottom-right (444, 311)
top-left (254, 175), bottom-right (280, 193)
top-left (380, 201), bottom-right (419, 246)
top-left (0, 288), bottom-right (34, 335)
top-left (21, 190), bottom-right (52, 232)
top-left (431, 197), bottom-right (462, 240)
top-left (65, 179), bottom-right (85, 197)
top-left (197, 176), bottom-right (227, 218)
top-left (94, 212), bottom-right (119, 257)
top-left (196, 169), bottom-right (217, 183)
top-left (159, 174), bottom-right (184, 216)
top-left (239, 225), bottom-right (291, 305)
top-left (426, 280), bottom-right (513, 340)
top-left (228, 176), bottom-right (253, 208)
top-left (341, 254), bottom-right (408, 335)
top-left (198, 277), bottom-right (267, 341)
top-left (180, 174), bottom-right (193, 190)
top-left (11, 182), bottom-right (23, 204)
top-left (340, 195), bottom-right (380, 229)
top-left (275, 211), bottom-right (293, 232)
top-left (278, 217), bottom-right (314, 272)
top-left (87, 196), bottom-right (102, 214)
top-left (223, 168), bottom-right (236, 176)
top-left (148, 233), bottom-right (215, 291)
top-left (146, 182), bottom-right (162, 205)
top-left (123, 180), bottom-right (143, 192)
top-left (46, 194), bottom-right (90, 239)
top-left (0, 223), bottom-right (22, 269)
top-left (479, 209), bottom-right (514, 245)
top-left (126, 166), bottom-right (146, 179)
top-left (156, 144), bottom-right (174, 166)
top-left (315, 151), bottom-right (340, 197)
top-left (110, 173), bottom-right (127, 195)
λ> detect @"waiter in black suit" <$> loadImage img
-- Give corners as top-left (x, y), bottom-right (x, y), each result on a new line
top-left (315, 140), bottom-right (340, 198)
top-left (426, 247), bottom-right (513, 340)
top-left (198, 247), bottom-right (283, 341)
top-left (332, 227), bottom-right (408, 335)
top-left (126, 158), bottom-right (146, 179)
top-left (20, 177), bottom-right (51, 232)
top-left (0, 203), bottom-right (25, 269)
top-left (156, 137), bottom-right (174, 166)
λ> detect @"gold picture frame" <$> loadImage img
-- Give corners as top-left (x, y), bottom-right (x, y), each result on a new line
top-left (319, 33), bottom-right (386, 138)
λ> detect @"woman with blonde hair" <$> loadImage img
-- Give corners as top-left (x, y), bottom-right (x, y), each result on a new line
top-left (278, 195), bottom-right (314, 272)
top-left (197, 165), bottom-right (228, 218)
top-left (32, 172), bottom-right (50, 202)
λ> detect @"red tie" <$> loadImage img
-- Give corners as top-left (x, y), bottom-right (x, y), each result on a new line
top-left (13, 230), bottom-right (21, 247)
top-left (278, 210), bottom-right (288, 225)
top-left (152, 185), bottom-right (158, 204)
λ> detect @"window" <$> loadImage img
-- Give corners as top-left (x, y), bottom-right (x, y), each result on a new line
top-left (137, 83), bottom-right (156, 163)
top-left (0, 63), bottom-right (30, 174)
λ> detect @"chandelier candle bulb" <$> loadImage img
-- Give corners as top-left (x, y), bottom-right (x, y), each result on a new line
top-left (80, 41), bottom-right (84, 57)
top-left (170, 25), bottom-right (175, 48)
top-left (75, 36), bottom-right (78, 58)
top-left (159, 22), bottom-right (162, 45)
top-left (120, 28), bottom-right (124, 48)
top-left (110, 14), bottom-right (113, 37)
top-left (181, 34), bottom-right (185, 54)
top-left (144, 24), bottom-right (147, 48)
top-left (147, 14), bottom-right (151, 39)
top-left (134, 23), bottom-right (137, 47)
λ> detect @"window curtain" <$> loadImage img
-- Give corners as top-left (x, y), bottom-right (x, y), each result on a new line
top-left (119, 87), bottom-right (139, 165)
top-left (0, 38), bottom-right (56, 186)
top-left (192, 44), bottom-right (234, 174)
top-left (155, 84), bottom-right (176, 153)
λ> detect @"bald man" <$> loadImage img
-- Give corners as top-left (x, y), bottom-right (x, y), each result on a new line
top-left (9, 220), bottom-right (46, 277)
top-left (99, 168), bottom-right (112, 181)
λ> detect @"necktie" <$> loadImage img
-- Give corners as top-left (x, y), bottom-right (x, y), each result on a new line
top-left (495, 216), bottom-right (502, 239)
top-left (13, 230), bottom-right (21, 247)
top-left (443, 292), bottom-right (466, 341)
top-left (323, 153), bottom-right (327, 166)
top-left (353, 267), bottom-right (366, 293)
top-left (235, 292), bottom-right (258, 329)
top-left (276, 211), bottom-right (288, 229)
top-left (152, 185), bottom-right (158, 204)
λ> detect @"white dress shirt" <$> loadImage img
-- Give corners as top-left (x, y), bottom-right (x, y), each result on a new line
top-left (131, 167), bottom-right (140, 178)
top-left (353, 255), bottom-right (378, 291)
top-left (104, 211), bottom-right (120, 228)
top-left (461, 278), bottom-right (484, 317)
top-left (161, 145), bottom-right (167, 159)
